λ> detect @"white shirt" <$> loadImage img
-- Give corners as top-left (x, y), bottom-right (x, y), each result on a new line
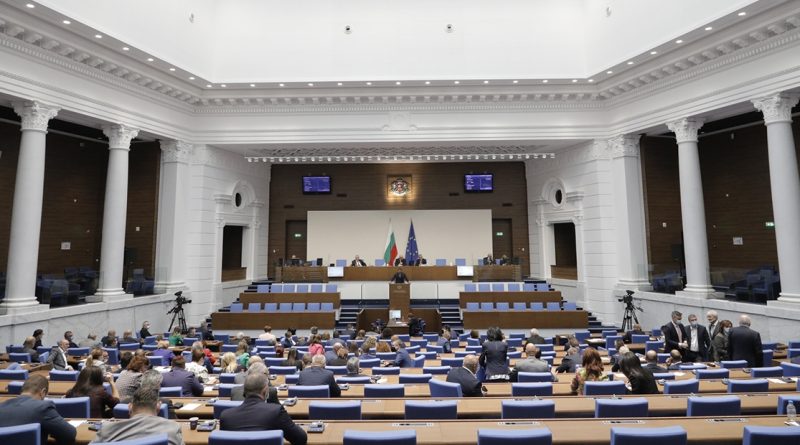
top-left (689, 325), bottom-right (699, 352)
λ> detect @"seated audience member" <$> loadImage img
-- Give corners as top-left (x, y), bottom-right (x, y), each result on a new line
top-left (33, 328), bottom-right (44, 349)
top-left (325, 342), bottom-right (343, 363)
top-left (78, 333), bottom-right (101, 349)
top-left (510, 344), bottom-right (551, 381)
top-left (376, 340), bottom-right (392, 353)
top-left (219, 352), bottom-right (240, 374)
top-left (168, 327), bottom-right (184, 347)
top-left (414, 255), bottom-right (427, 266)
top-left (711, 319), bottom-right (733, 362)
top-left (232, 362), bottom-right (277, 403)
top-left (355, 329), bottom-right (366, 340)
top-left (281, 330), bottom-right (296, 349)
top-left (116, 355), bottom-right (149, 403)
top-left (386, 340), bottom-right (414, 368)
top-left (21, 336), bottom-right (40, 362)
top-left (610, 341), bottom-right (628, 373)
top-left (66, 366), bottom-right (120, 418)
top-left (563, 334), bottom-right (580, 352)
top-left (64, 331), bottom-right (78, 349)
top-left (101, 330), bottom-right (117, 348)
top-left (83, 347), bottom-right (110, 374)
top-left (622, 324), bottom-right (647, 344)
top-left (150, 340), bottom-right (175, 365)
top-left (307, 335), bottom-right (325, 356)
top-left (570, 348), bottom-right (608, 395)
top-left (298, 355), bottom-right (340, 397)
top-left (190, 341), bottom-right (216, 372)
top-left (437, 330), bottom-right (452, 353)
top-left (0, 374), bottom-right (76, 445)
top-left (281, 348), bottom-right (304, 371)
top-left (345, 357), bottom-right (365, 377)
top-left (480, 327), bottom-right (510, 381)
top-left (351, 255), bottom-right (367, 267)
top-left (220, 373), bottom-right (307, 445)
top-left (408, 313), bottom-right (422, 336)
top-left (258, 325), bottom-right (277, 344)
top-left (360, 337), bottom-right (378, 360)
top-left (347, 341), bottom-right (360, 356)
top-left (483, 253), bottom-right (494, 265)
top-left (380, 327), bottom-right (394, 340)
top-left (89, 383), bottom-right (184, 445)
top-left (48, 339), bottom-right (74, 371)
top-left (184, 349), bottom-right (211, 383)
top-left (119, 351), bottom-right (134, 371)
top-left (470, 329), bottom-right (481, 340)
top-left (618, 351), bottom-right (659, 394)
top-left (446, 354), bottom-right (485, 397)
top-left (161, 356), bottom-right (203, 397)
top-left (643, 350), bottom-right (667, 373)
top-left (139, 321), bottom-right (152, 340)
top-left (394, 256), bottom-right (407, 267)
top-left (525, 328), bottom-right (546, 346)
top-left (328, 347), bottom-right (349, 366)
top-left (120, 330), bottom-right (138, 345)
top-left (556, 347), bottom-right (581, 373)
top-left (666, 349), bottom-right (684, 370)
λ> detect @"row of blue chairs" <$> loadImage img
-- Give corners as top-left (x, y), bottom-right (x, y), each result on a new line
top-left (256, 283), bottom-right (338, 293)
top-left (464, 301), bottom-right (577, 311)
top-left (229, 302), bottom-right (335, 312)
top-left (465, 282), bottom-right (550, 292)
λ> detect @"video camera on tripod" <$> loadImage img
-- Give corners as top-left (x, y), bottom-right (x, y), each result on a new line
top-left (173, 290), bottom-right (192, 307)
top-left (619, 290), bottom-right (644, 331)
top-left (168, 291), bottom-right (190, 334)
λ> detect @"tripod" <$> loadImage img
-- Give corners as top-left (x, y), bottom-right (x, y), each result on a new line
top-left (168, 303), bottom-right (187, 334)
top-left (621, 302), bottom-right (639, 332)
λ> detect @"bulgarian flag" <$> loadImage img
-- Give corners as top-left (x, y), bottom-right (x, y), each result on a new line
top-left (383, 220), bottom-right (398, 266)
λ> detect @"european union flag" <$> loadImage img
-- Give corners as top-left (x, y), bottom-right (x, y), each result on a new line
top-left (405, 220), bottom-right (419, 265)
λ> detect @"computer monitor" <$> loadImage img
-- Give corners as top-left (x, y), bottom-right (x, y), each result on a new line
top-left (389, 309), bottom-right (401, 320)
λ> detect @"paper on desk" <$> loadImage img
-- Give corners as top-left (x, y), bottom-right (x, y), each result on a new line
top-left (204, 386), bottom-right (215, 392)
top-left (68, 420), bottom-right (85, 428)
top-left (178, 403), bottom-right (200, 411)
top-left (378, 378), bottom-right (388, 384)
top-left (154, 366), bottom-right (170, 373)
top-left (673, 372), bottom-right (686, 377)
top-left (768, 378), bottom-right (789, 384)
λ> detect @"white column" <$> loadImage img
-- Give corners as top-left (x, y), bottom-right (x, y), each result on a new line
top-left (0, 101), bottom-right (59, 314)
top-left (91, 124), bottom-right (139, 302)
top-left (753, 93), bottom-right (800, 304)
top-left (608, 135), bottom-right (652, 291)
top-left (154, 140), bottom-right (192, 294)
top-left (667, 118), bottom-right (719, 298)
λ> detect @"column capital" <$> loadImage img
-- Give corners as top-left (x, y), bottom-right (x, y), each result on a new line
top-left (667, 117), bottom-right (705, 144)
top-left (607, 134), bottom-right (641, 158)
top-left (160, 140), bottom-right (194, 164)
top-left (12, 101), bottom-right (59, 132)
top-left (752, 93), bottom-right (800, 125)
top-left (102, 124), bottom-right (139, 150)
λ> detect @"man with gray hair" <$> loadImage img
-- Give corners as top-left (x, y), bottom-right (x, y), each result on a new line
top-left (219, 374), bottom-right (307, 445)
top-left (706, 310), bottom-right (721, 338)
top-left (297, 355), bottom-right (340, 397)
top-left (446, 354), bottom-right (485, 396)
top-left (525, 328), bottom-right (545, 346)
top-left (90, 384), bottom-right (184, 445)
top-left (345, 357), bottom-right (364, 377)
top-left (231, 362), bottom-right (278, 402)
top-left (728, 314), bottom-right (763, 367)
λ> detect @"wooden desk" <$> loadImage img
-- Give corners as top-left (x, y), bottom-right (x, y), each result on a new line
top-left (276, 266), bottom-right (329, 283)
top-left (239, 292), bottom-right (341, 307)
top-left (356, 309), bottom-right (442, 334)
top-left (473, 265), bottom-right (522, 282)
top-left (211, 312), bottom-right (336, 330)
top-left (459, 291), bottom-right (562, 306)
top-left (462, 310), bottom-right (589, 329)
top-left (343, 266), bottom-right (458, 281)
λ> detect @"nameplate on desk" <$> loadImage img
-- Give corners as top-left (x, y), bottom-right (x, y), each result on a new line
top-left (706, 418), bottom-right (747, 423)
top-left (178, 403), bottom-right (201, 411)
top-left (602, 420), bottom-right (645, 424)
top-left (497, 421), bottom-right (540, 426)
top-left (392, 422), bottom-right (435, 427)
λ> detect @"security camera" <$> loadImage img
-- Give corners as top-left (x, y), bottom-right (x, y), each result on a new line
top-left (344, 25), bottom-right (352, 34)
top-left (445, 24), bottom-right (454, 33)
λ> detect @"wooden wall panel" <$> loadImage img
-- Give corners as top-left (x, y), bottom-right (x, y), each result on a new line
top-left (268, 162), bottom-right (529, 277)
top-left (124, 141), bottom-right (160, 279)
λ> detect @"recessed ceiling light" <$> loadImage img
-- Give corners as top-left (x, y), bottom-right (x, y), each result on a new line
top-left (738, 11), bottom-right (746, 16)
top-left (147, 58), bottom-right (154, 62)
top-left (62, 20), bottom-right (71, 25)
top-left (424, 81), bottom-right (430, 85)
top-left (705, 26), bottom-right (713, 31)
top-left (189, 77), bottom-right (195, 80)
top-left (221, 84), bottom-right (227, 88)
top-left (95, 34), bottom-right (102, 39)
top-left (607, 70), bottom-right (613, 74)
top-left (588, 79), bottom-right (595, 83)
top-left (250, 83), bottom-right (255, 87)
top-left (627, 61), bottom-right (634, 65)
top-left (512, 80), bottom-right (518, 84)
top-left (483, 80), bottom-right (489, 84)
top-left (337, 82), bottom-right (342, 86)
top-left (571, 79), bottom-right (577, 83)
top-left (169, 68), bottom-right (176, 71)
top-left (454, 80), bottom-right (460, 84)
top-left (279, 83), bottom-right (285, 87)
top-left (650, 50), bottom-right (658, 55)
top-left (25, 3), bottom-right (34, 8)
top-left (366, 82), bottom-right (372, 85)
top-left (676, 39), bottom-right (683, 44)
top-left (122, 47), bottom-right (129, 51)
top-left (542, 79), bottom-right (548, 83)
top-left (206, 84), bottom-right (212, 87)
top-left (396, 81), bottom-right (402, 85)
top-left (307, 83), bottom-right (313, 87)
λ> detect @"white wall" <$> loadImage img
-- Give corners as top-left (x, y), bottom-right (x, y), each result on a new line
top-left (307, 209), bottom-right (492, 265)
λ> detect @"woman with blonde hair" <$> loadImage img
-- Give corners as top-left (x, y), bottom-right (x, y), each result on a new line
top-left (235, 340), bottom-right (251, 368)
top-left (219, 352), bottom-right (239, 373)
top-left (570, 347), bottom-right (608, 395)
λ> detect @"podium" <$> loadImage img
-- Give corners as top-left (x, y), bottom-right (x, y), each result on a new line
top-left (389, 283), bottom-right (410, 318)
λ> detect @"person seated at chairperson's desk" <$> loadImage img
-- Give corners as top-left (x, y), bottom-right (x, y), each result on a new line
top-left (411, 256), bottom-right (427, 266)
top-left (390, 267), bottom-right (409, 284)
top-left (351, 255), bottom-right (366, 267)
top-left (394, 256), bottom-right (408, 266)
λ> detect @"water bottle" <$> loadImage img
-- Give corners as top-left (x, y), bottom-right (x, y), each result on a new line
top-left (788, 400), bottom-right (797, 424)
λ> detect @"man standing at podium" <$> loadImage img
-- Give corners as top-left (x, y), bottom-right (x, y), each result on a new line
top-left (390, 267), bottom-right (409, 284)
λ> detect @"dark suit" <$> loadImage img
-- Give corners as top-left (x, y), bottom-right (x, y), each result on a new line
top-left (0, 395), bottom-right (76, 445)
top-left (644, 363), bottom-right (667, 373)
top-left (622, 329), bottom-right (646, 344)
top-left (483, 256), bottom-right (494, 265)
top-left (479, 341), bottom-right (509, 378)
top-left (412, 258), bottom-right (427, 266)
top-left (446, 367), bottom-right (483, 397)
top-left (390, 272), bottom-right (409, 283)
top-left (394, 258), bottom-right (407, 267)
top-left (161, 368), bottom-right (203, 397)
top-left (556, 353), bottom-right (580, 373)
top-left (662, 322), bottom-right (687, 355)
top-left (525, 335), bottom-right (546, 346)
top-left (47, 346), bottom-right (70, 370)
top-left (686, 325), bottom-right (711, 362)
top-left (350, 259), bottom-right (366, 267)
top-left (220, 395), bottom-right (307, 445)
top-left (728, 326), bottom-right (763, 367)
top-left (390, 348), bottom-right (414, 368)
top-left (628, 370), bottom-right (659, 395)
top-left (297, 366), bottom-right (340, 397)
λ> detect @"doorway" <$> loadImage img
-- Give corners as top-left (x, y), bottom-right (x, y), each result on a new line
top-left (552, 222), bottom-right (578, 279)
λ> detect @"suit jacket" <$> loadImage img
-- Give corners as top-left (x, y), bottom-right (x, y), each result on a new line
top-left (47, 346), bottom-right (70, 370)
top-left (297, 366), bottom-right (341, 397)
top-left (90, 414), bottom-right (183, 445)
top-left (390, 272), bottom-right (409, 283)
top-left (644, 363), bottom-right (667, 373)
top-left (687, 325), bottom-right (712, 360)
top-left (394, 258), bottom-right (407, 266)
top-left (628, 370), bottom-right (659, 395)
top-left (351, 259), bottom-right (366, 267)
top-left (510, 357), bottom-right (551, 382)
top-left (556, 353), bottom-right (580, 373)
top-left (483, 256), bottom-right (494, 265)
top-left (391, 348), bottom-right (414, 368)
top-left (728, 326), bottom-right (763, 367)
top-left (0, 395), bottom-right (76, 445)
top-left (479, 340), bottom-right (509, 378)
top-left (662, 322), bottom-right (687, 353)
top-left (711, 332), bottom-right (729, 362)
top-left (436, 337), bottom-right (452, 353)
top-left (707, 320), bottom-right (723, 340)
top-left (161, 368), bottom-right (204, 397)
top-left (413, 258), bottom-right (427, 266)
top-left (219, 395), bottom-right (307, 445)
top-left (446, 367), bottom-right (483, 397)
top-left (622, 329), bottom-right (646, 344)
top-left (525, 335), bottom-right (546, 346)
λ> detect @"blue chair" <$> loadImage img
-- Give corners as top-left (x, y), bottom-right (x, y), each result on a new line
top-left (343, 429), bottom-right (417, 445)
top-left (464, 283), bottom-right (477, 292)
top-left (574, 331), bottom-right (591, 342)
top-left (687, 395), bottom-right (741, 416)
top-left (511, 382), bottom-right (553, 397)
top-left (429, 379), bottom-right (463, 397)
top-left (595, 398), bottom-right (648, 418)
top-left (399, 374), bottom-right (433, 384)
top-left (285, 375), bottom-right (299, 384)
top-left (283, 284), bottom-right (296, 292)
top-left (221, 344), bottom-right (238, 354)
top-left (0, 369), bottom-right (29, 380)
top-left (545, 302), bottom-right (560, 311)
top-left (50, 397), bottom-right (90, 418)
top-left (119, 343), bottom-right (139, 351)
top-left (337, 376), bottom-right (371, 384)
top-left (288, 385), bottom-right (330, 398)
top-left (501, 400), bottom-right (555, 419)
top-left (296, 284), bottom-right (309, 293)
top-left (246, 303), bottom-right (261, 312)
top-left (147, 356), bottom-right (167, 367)
top-left (610, 426), bottom-right (687, 445)
top-left (678, 363), bottom-right (707, 370)
top-left (605, 335), bottom-right (623, 350)
top-left (212, 400), bottom-right (243, 419)
top-left (374, 259), bottom-right (385, 266)
top-left (435, 258), bottom-right (447, 266)
top-left (229, 303), bottom-right (243, 313)
top-left (751, 366), bottom-right (783, 377)
top-left (645, 340), bottom-right (664, 352)
top-left (372, 366), bottom-right (400, 376)
top-left (359, 358), bottom-right (380, 369)
top-left (728, 379), bottom-right (769, 393)
top-left (0, 423), bottom-right (40, 445)
top-left (6, 381), bottom-right (23, 394)
top-left (209, 430), bottom-right (283, 445)
top-left (309, 400), bottom-right (361, 420)
top-left (518, 372), bottom-right (553, 383)
top-left (264, 303), bottom-right (277, 312)
top-left (67, 347), bottom-right (90, 356)
top-left (507, 283), bottom-right (521, 292)
top-left (780, 363), bottom-right (800, 377)
top-left (478, 283), bottom-right (491, 292)
top-left (425, 345), bottom-right (443, 353)
top-left (278, 302), bottom-right (292, 312)
top-left (495, 302), bottom-right (510, 311)
top-left (219, 373), bottom-right (237, 383)
top-left (477, 428), bottom-right (552, 445)
top-left (743, 425), bottom-right (800, 445)
top-left (720, 360), bottom-right (748, 369)
top-left (307, 302), bottom-right (321, 311)
top-left (423, 366), bottom-right (450, 375)
top-left (763, 349), bottom-right (774, 366)
top-left (219, 384), bottom-right (243, 398)
top-left (512, 302), bottom-right (527, 310)
top-left (292, 302), bottom-right (306, 312)
top-left (113, 403), bottom-right (169, 419)
top-left (321, 302), bottom-right (335, 311)
top-left (523, 283), bottom-right (535, 291)
top-left (563, 301), bottom-right (577, 311)
top-left (480, 302), bottom-right (494, 311)
top-left (657, 353), bottom-right (670, 363)
top-left (325, 284), bottom-right (338, 293)
top-left (404, 400), bottom-right (458, 419)
top-left (255, 284), bottom-right (269, 293)
top-left (776, 395), bottom-right (800, 414)
top-left (270, 284), bottom-right (283, 292)
top-left (365, 384), bottom-right (405, 398)
top-left (491, 283), bottom-right (504, 292)
top-left (159, 386), bottom-right (182, 397)
top-left (269, 366), bottom-right (299, 375)
top-left (455, 258), bottom-right (466, 266)
top-left (696, 369), bottom-right (729, 380)
top-left (325, 366), bottom-right (347, 375)
top-left (631, 334), bottom-right (650, 344)
top-left (663, 378), bottom-right (699, 394)
top-left (584, 381), bottom-right (626, 396)
top-left (310, 284), bottom-right (323, 292)
top-left (465, 302), bottom-right (479, 311)
top-left (8, 353), bottom-right (32, 363)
